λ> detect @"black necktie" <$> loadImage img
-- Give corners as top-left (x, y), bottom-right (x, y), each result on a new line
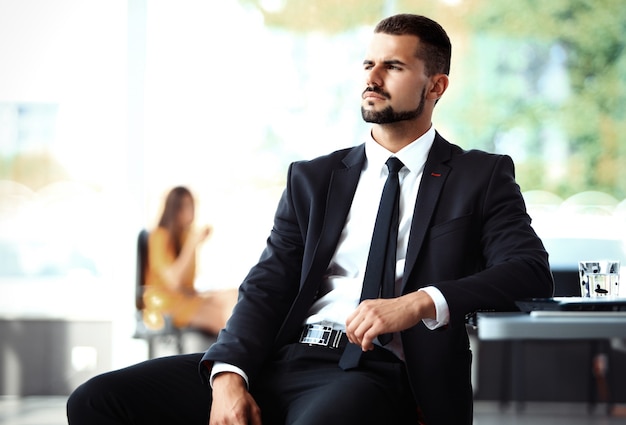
top-left (339, 156), bottom-right (404, 370)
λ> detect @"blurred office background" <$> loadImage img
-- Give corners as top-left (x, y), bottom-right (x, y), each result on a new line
top-left (1, 0), bottom-right (626, 421)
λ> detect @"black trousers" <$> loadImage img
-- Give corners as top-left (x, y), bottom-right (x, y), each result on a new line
top-left (67, 343), bottom-right (418, 425)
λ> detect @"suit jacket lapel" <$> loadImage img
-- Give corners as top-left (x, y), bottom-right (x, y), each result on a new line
top-left (275, 145), bottom-right (365, 347)
top-left (402, 134), bottom-right (452, 292)
top-left (303, 146), bottom-right (365, 281)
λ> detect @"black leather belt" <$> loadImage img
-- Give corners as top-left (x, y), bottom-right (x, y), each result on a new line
top-left (298, 323), bottom-right (403, 364)
top-left (298, 323), bottom-right (348, 349)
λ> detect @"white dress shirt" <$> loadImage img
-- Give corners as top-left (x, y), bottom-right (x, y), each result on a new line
top-left (211, 127), bottom-right (450, 386)
top-left (305, 126), bottom-right (448, 360)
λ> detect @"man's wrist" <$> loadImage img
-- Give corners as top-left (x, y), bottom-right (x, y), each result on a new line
top-left (212, 371), bottom-right (246, 389)
top-left (210, 362), bottom-right (250, 389)
top-left (418, 286), bottom-right (450, 329)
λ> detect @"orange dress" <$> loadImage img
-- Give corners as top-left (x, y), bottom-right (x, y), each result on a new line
top-left (142, 227), bottom-right (203, 328)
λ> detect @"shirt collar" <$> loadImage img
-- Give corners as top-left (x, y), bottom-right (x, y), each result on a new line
top-left (364, 126), bottom-right (436, 175)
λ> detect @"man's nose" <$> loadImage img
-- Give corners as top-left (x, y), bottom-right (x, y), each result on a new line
top-left (365, 66), bottom-right (383, 87)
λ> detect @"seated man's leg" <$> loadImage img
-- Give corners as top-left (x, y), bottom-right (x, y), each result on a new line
top-left (67, 353), bottom-right (209, 425)
top-left (253, 344), bottom-right (418, 425)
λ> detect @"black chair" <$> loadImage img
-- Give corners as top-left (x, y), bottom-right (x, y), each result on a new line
top-left (552, 268), bottom-right (582, 296)
top-left (132, 229), bottom-right (185, 358)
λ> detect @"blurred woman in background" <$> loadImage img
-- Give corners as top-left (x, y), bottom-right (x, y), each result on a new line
top-left (142, 186), bottom-right (237, 335)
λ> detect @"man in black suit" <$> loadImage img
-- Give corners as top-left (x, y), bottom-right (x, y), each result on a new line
top-left (67, 13), bottom-right (553, 425)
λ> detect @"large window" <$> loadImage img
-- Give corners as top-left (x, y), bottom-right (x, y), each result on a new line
top-left (1, 0), bottom-right (625, 331)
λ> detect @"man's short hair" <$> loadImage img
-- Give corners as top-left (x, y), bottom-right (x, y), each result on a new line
top-left (374, 14), bottom-right (451, 76)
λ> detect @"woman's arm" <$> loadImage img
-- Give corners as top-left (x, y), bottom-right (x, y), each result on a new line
top-left (149, 226), bottom-right (211, 291)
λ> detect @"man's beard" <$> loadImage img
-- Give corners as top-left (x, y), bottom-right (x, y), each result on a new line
top-left (361, 87), bottom-right (427, 124)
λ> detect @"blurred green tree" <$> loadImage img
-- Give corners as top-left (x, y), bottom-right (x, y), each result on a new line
top-left (464, 0), bottom-right (626, 198)
top-left (238, 0), bottom-right (626, 198)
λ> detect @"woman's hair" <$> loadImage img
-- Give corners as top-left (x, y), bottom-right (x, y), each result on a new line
top-left (374, 14), bottom-right (451, 77)
top-left (158, 186), bottom-right (194, 256)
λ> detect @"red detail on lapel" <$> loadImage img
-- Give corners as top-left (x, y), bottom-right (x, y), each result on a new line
top-left (431, 172), bottom-right (441, 177)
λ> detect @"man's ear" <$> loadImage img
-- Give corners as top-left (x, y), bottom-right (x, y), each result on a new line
top-left (429, 74), bottom-right (449, 100)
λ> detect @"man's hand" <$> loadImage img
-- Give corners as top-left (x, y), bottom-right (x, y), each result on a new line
top-left (345, 291), bottom-right (436, 351)
top-left (209, 372), bottom-right (262, 425)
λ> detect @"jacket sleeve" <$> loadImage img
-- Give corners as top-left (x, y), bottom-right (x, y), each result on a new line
top-left (199, 162), bottom-right (306, 383)
top-left (430, 154), bottom-right (554, 326)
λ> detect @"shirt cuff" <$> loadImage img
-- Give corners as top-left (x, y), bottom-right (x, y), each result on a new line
top-left (418, 286), bottom-right (450, 330)
top-left (209, 362), bottom-right (250, 389)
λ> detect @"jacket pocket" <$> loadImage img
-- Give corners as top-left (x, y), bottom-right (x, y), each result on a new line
top-left (429, 214), bottom-right (473, 241)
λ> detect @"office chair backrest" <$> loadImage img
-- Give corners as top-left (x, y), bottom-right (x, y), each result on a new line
top-left (551, 269), bottom-right (581, 297)
top-left (135, 229), bottom-right (149, 311)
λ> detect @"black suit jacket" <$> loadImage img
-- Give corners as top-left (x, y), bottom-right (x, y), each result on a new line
top-left (201, 133), bottom-right (553, 424)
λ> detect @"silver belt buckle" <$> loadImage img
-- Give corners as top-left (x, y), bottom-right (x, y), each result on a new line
top-left (300, 322), bottom-right (341, 347)
top-left (301, 323), bottom-right (333, 346)
top-left (300, 322), bottom-right (344, 348)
